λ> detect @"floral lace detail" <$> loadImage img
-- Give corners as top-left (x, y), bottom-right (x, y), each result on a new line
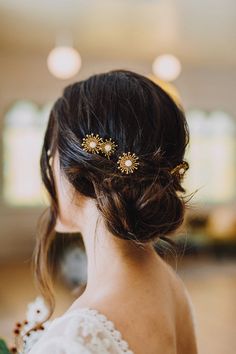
top-left (27, 307), bottom-right (134, 354)
top-left (79, 308), bottom-right (134, 354)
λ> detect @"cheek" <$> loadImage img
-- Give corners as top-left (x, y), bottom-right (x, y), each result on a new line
top-left (56, 176), bottom-right (73, 223)
top-left (55, 175), bottom-right (79, 232)
top-left (53, 152), bottom-right (76, 229)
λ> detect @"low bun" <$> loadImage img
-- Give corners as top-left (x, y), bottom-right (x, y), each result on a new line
top-left (94, 167), bottom-right (186, 243)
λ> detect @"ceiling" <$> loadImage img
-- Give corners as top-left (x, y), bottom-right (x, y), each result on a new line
top-left (0, 0), bottom-right (236, 66)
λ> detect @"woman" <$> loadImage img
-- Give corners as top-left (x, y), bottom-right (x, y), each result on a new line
top-left (28, 70), bottom-right (198, 353)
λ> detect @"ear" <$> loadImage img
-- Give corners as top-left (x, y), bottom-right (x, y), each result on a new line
top-left (52, 150), bottom-right (81, 233)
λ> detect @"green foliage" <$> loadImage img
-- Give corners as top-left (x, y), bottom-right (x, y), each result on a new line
top-left (0, 339), bottom-right (11, 354)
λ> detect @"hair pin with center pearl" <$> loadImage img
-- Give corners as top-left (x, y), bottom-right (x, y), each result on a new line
top-left (81, 133), bottom-right (103, 154)
top-left (100, 138), bottom-right (118, 159)
top-left (117, 152), bottom-right (139, 174)
top-left (170, 161), bottom-right (189, 177)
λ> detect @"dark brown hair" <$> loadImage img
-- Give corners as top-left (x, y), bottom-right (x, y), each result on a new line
top-left (34, 69), bottom-right (191, 320)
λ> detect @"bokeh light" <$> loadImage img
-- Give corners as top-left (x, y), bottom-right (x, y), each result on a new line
top-left (47, 46), bottom-right (82, 79)
top-left (152, 54), bottom-right (181, 82)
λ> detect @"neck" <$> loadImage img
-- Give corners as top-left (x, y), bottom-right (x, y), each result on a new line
top-left (75, 199), bottom-right (160, 304)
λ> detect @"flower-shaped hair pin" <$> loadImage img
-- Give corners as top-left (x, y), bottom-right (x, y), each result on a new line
top-left (81, 133), bottom-right (102, 154)
top-left (117, 152), bottom-right (139, 174)
top-left (170, 161), bottom-right (189, 177)
top-left (100, 138), bottom-right (118, 159)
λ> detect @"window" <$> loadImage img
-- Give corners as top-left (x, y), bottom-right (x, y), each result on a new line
top-left (3, 101), bottom-right (51, 206)
top-left (184, 110), bottom-right (236, 204)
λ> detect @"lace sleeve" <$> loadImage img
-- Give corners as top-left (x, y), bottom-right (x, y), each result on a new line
top-left (27, 308), bottom-right (132, 354)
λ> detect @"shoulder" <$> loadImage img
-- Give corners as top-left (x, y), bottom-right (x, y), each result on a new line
top-left (159, 257), bottom-right (195, 311)
top-left (168, 262), bottom-right (197, 322)
top-left (163, 261), bottom-right (199, 353)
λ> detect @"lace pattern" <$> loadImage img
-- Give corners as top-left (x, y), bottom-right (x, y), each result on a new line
top-left (81, 308), bottom-right (133, 353)
top-left (27, 307), bottom-right (134, 354)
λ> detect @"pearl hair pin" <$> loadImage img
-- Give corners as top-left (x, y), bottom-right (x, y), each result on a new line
top-left (81, 133), bottom-right (103, 154)
top-left (100, 138), bottom-right (118, 159)
top-left (170, 161), bottom-right (189, 177)
top-left (117, 152), bottom-right (139, 174)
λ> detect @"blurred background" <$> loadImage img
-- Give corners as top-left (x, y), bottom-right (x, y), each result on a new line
top-left (0, 1), bottom-right (236, 353)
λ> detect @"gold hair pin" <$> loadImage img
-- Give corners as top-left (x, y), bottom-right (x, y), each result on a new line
top-left (170, 161), bottom-right (189, 177)
top-left (100, 138), bottom-right (118, 159)
top-left (81, 133), bottom-right (103, 154)
top-left (117, 152), bottom-right (140, 174)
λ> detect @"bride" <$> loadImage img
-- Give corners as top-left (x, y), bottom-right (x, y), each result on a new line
top-left (26, 70), bottom-right (198, 353)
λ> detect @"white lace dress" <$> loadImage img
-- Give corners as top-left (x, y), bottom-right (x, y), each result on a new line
top-left (27, 307), bottom-right (134, 354)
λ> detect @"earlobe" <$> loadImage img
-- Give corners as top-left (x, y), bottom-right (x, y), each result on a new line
top-left (54, 215), bottom-right (67, 233)
top-left (54, 213), bottom-right (81, 233)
